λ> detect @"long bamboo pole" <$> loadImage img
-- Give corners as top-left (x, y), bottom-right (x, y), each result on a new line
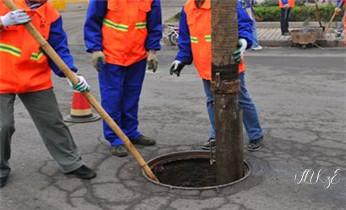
top-left (3, 0), bottom-right (159, 182)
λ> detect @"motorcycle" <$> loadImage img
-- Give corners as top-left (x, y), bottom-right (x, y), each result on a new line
top-left (167, 24), bottom-right (179, 46)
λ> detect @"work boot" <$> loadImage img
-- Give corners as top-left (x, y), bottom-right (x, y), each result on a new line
top-left (247, 137), bottom-right (263, 152)
top-left (131, 135), bottom-right (156, 146)
top-left (201, 138), bottom-right (216, 150)
top-left (65, 165), bottom-right (97, 179)
top-left (0, 176), bottom-right (9, 188)
top-left (111, 145), bottom-right (128, 157)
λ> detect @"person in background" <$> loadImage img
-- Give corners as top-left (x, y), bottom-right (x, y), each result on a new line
top-left (170, 0), bottom-right (264, 152)
top-left (335, 0), bottom-right (345, 39)
top-left (84, 0), bottom-right (162, 157)
top-left (240, 0), bottom-right (263, 50)
top-left (0, 0), bottom-right (96, 188)
top-left (279, 0), bottom-right (295, 36)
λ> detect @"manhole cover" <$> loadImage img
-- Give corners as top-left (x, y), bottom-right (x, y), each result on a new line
top-left (143, 151), bottom-right (251, 190)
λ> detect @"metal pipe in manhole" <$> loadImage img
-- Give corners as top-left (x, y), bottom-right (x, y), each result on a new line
top-left (142, 151), bottom-right (251, 190)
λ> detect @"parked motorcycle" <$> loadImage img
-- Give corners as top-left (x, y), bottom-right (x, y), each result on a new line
top-left (167, 24), bottom-right (179, 46)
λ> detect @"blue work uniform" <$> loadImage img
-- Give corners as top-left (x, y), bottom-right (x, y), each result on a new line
top-left (175, 1), bottom-right (263, 142)
top-left (84, 0), bottom-right (162, 146)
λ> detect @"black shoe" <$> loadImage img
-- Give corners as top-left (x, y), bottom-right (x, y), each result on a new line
top-left (201, 138), bottom-right (216, 150)
top-left (111, 145), bottom-right (128, 157)
top-left (131, 135), bottom-right (156, 146)
top-left (247, 137), bottom-right (263, 152)
top-left (282, 32), bottom-right (290, 36)
top-left (66, 165), bottom-right (97, 179)
top-left (0, 176), bottom-right (9, 188)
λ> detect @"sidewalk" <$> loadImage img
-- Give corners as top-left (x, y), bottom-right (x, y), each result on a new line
top-left (163, 21), bottom-right (344, 48)
top-left (254, 22), bottom-right (344, 48)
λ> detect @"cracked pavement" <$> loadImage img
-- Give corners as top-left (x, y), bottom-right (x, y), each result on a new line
top-left (0, 3), bottom-right (346, 210)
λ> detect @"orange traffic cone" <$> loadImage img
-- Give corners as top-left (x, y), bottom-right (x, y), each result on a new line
top-left (64, 91), bottom-right (101, 123)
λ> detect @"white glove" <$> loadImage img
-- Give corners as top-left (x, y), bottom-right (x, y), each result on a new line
top-left (238, 38), bottom-right (247, 55)
top-left (169, 60), bottom-right (185, 77)
top-left (170, 60), bottom-right (181, 69)
top-left (232, 38), bottom-right (248, 63)
top-left (0, 10), bottom-right (31, 27)
top-left (68, 75), bottom-right (90, 92)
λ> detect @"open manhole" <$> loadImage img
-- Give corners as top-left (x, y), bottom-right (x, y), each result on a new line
top-left (143, 151), bottom-right (251, 190)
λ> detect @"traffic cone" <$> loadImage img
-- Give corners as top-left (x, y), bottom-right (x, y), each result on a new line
top-left (64, 91), bottom-right (101, 123)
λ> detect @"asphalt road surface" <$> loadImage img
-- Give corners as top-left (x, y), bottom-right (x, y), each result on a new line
top-left (0, 4), bottom-right (345, 210)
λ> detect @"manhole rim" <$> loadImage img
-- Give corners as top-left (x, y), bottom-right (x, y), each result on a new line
top-left (142, 150), bottom-right (252, 190)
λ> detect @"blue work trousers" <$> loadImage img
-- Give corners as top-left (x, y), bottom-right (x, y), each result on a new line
top-left (251, 20), bottom-right (260, 48)
top-left (202, 72), bottom-right (263, 142)
top-left (98, 59), bottom-right (147, 146)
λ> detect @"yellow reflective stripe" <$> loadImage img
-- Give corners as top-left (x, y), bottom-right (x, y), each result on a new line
top-left (205, 35), bottom-right (211, 42)
top-left (0, 43), bottom-right (21, 57)
top-left (31, 50), bottom-right (44, 61)
top-left (135, 22), bottom-right (147, 29)
top-left (103, 19), bottom-right (129, 32)
top-left (190, 36), bottom-right (198, 43)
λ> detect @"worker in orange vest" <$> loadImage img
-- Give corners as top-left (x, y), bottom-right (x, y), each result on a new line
top-left (279, 0), bottom-right (295, 36)
top-left (0, 0), bottom-right (96, 188)
top-left (84, 0), bottom-right (162, 157)
top-left (170, 0), bottom-right (264, 151)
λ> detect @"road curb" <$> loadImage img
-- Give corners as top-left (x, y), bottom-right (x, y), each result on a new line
top-left (259, 39), bottom-right (344, 48)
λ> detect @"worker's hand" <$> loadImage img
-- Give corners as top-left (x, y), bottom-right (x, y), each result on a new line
top-left (232, 39), bottom-right (247, 64)
top-left (0, 10), bottom-right (31, 27)
top-left (69, 75), bottom-right (90, 92)
top-left (335, 7), bottom-right (342, 15)
top-left (91, 51), bottom-right (105, 72)
top-left (169, 60), bottom-right (185, 77)
top-left (147, 51), bottom-right (158, 72)
top-left (283, 4), bottom-right (289, 9)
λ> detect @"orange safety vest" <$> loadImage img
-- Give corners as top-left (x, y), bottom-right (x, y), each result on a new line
top-left (0, 0), bottom-right (59, 94)
top-left (279, 0), bottom-right (295, 8)
top-left (184, 0), bottom-right (245, 81)
top-left (102, 0), bottom-right (153, 66)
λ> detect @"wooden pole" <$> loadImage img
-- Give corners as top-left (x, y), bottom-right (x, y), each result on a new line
top-left (324, 10), bottom-right (337, 33)
top-left (3, 0), bottom-right (159, 182)
top-left (211, 0), bottom-right (244, 184)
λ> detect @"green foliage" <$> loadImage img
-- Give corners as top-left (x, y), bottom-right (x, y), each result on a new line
top-left (166, 5), bottom-right (341, 23)
top-left (259, 0), bottom-right (278, 7)
top-left (258, 0), bottom-right (305, 7)
top-left (254, 6), bottom-right (280, 21)
top-left (254, 5), bottom-right (340, 22)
